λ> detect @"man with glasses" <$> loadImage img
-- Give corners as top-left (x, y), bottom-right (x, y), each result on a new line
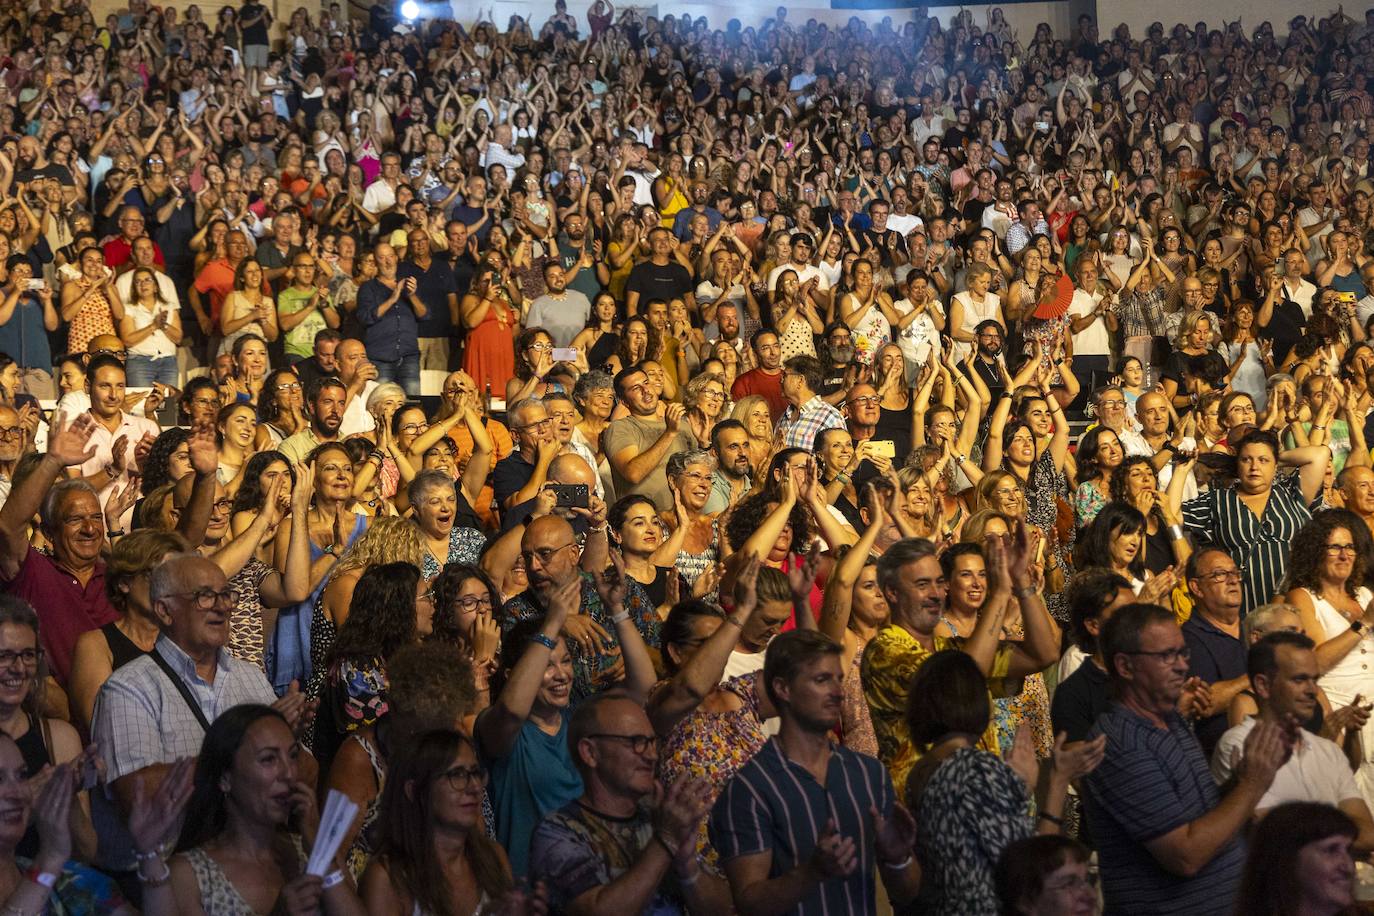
top-left (1181, 547), bottom-right (1251, 757)
top-left (1084, 602), bottom-right (1287, 915)
top-left (606, 366), bottom-right (696, 511)
top-left (531, 693), bottom-right (724, 912)
top-left (776, 356), bottom-right (844, 450)
top-left (90, 553), bottom-right (307, 876)
top-left (102, 206), bottom-right (163, 271)
top-left (494, 398), bottom-right (561, 512)
top-left (276, 253), bottom-right (341, 365)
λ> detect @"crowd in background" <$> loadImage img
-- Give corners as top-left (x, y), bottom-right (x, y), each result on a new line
top-left (0, 0), bottom-right (1372, 913)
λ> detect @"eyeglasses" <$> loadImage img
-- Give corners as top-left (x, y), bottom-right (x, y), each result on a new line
top-left (848, 396), bottom-right (881, 407)
top-left (169, 587), bottom-right (235, 609)
top-left (418, 589), bottom-right (436, 604)
top-left (0, 648), bottom-right (41, 668)
top-left (1198, 568), bottom-right (1244, 583)
top-left (274, 382), bottom-right (302, 392)
top-left (1326, 543), bottom-right (1358, 555)
top-left (211, 498), bottom-right (234, 513)
top-left (699, 390), bottom-right (725, 401)
top-left (1128, 646), bottom-right (1191, 665)
top-left (589, 733), bottom-right (656, 754)
top-left (443, 386), bottom-right (473, 396)
top-left (93, 347), bottom-right (127, 359)
top-left (521, 542), bottom-right (574, 568)
top-left (1098, 399), bottom-right (1125, 408)
top-left (0, 427), bottom-right (22, 440)
top-left (190, 397), bottom-right (220, 408)
top-left (677, 471), bottom-right (713, 484)
top-left (440, 764), bottom-right (488, 791)
top-left (518, 418), bottom-right (554, 432)
top-left (400, 422), bottom-right (427, 434)
top-left (455, 594), bottom-right (493, 612)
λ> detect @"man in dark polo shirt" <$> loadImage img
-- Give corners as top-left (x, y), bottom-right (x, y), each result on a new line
top-left (624, 227), bottom-right (694, 317)
top-left (398, 227), bottom-right (458, 373)
top-left (711, 630), bottom-right (920, 915)
top-left (1181, 547), bottom-right (1250, 757)
top-left (493, 398), bottom-right (560, 512)
top-left (1084, 602), bottom-right (1289, 916)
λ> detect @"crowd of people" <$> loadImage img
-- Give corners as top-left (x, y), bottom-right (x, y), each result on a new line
top-left (0, 0), bottom-right (1373, 912)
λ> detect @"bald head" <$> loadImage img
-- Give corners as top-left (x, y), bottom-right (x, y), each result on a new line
top-left (549, 454), bottom-right (596, 488)
top-left (521, 514), bottom-right (580, 591)
top-left (87, 334), bottom-right (123, 356)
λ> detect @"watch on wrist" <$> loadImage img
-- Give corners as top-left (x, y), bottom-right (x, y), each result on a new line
top-left (1013, 583), bottom-right (1038, 599)
top-left (1352, 619), bottom-right (1365, 634)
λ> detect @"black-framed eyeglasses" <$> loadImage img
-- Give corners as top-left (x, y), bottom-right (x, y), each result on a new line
top-left (0, 648), bottom-right (42, 668)
top-left (93, 347), bottom-right (127, 359)
top-left (589, 733), bottom-right (656, 754)
top-left (169, 588), bottom-right (235, 609)
top-left (521, 542), bottom-right (574, 568)
top-left (440, 765), bottom-right (488, 791)
top-left (455, 594), bottom-right (493, 612)
top-left (1198, 569), bottom-right (1243, 584)
top-left (1128, 646), bottom-right (1191, 665)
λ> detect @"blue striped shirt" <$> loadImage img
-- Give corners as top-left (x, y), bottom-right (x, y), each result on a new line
top-left (710, 739), bottom-right (895, 916)
top-left (1083, 704), bottom-right (1244, 915)
top-left (1182, 473), bottom-right (1312, 616)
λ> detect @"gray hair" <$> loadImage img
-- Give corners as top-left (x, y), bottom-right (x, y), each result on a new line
top-left (573, 371), bottom-right (613, 408)
top-left (39, 478), bottom-right (99, 533)
top-left (507, 397), bottom-right (545, 428)
top-left (365, 382), bottom-right (407, 413)
top-left (1265, 372), bottom-right (1296, 395)
top-left (147, 552), bottom-right (204, 611)
top-left (407, 469), bottom-right (455, 507)
top-left (666, 449), bottom-right (716, 478)
top-left (875, 537), bottom-right (938, 596)
top-left (1242, 602), bottom-right (1302, 645)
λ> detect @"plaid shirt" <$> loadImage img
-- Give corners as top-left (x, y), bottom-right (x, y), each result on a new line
top-left (1118, 285), bottom-right (1167, 338)
top-left (777, 395), bottom-right (847, 450)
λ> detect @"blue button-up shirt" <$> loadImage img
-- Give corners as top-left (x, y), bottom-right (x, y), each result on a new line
top-left (355, 277), bottom-right (421, 361)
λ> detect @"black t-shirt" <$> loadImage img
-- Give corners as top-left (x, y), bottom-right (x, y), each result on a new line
top-left (241, 1), bottom-right (271, 44)
top-left (1259, 298), bottom-right (1307, 365)
top-left (625, 259), bottom-right (693, 304)
top-left (1050, 658), bottom-right (1110, 742)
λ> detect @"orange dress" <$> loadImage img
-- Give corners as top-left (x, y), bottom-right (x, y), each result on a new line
top-left (67, 281), bottom-right (117, 354)
top-left (462, 295), bottom-right (517, 401)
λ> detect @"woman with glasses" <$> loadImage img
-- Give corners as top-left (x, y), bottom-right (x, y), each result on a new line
top-left (363, 729), bottom-right (521, 914)
top-left (995, 835), bottom-right (1099, 916)
top-left (277, 251), bottom-right (341, 362)
top-left (681, 372), bottom-right (727, 446)
top-left (506, 326), bottom-right (564, 406)
top-left (0, 596), bottom-right (98, 862)
top-left (118, 266), bottom-right (181, 388)
top-left (429, 564), bottom-right (502, 721)
top-left (660, 450), bottom-right (725, 593)
top-left (69, 529), bottom-right (187, 735)
top-left (312, 561), bottom-right (435, 776)
top-left (254, 368), bottom-right (308, 450)
top-left (1285, 510), bottom-right (1374, 766)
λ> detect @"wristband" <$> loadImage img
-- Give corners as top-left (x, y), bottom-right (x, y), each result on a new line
top-left (107, 528), bottom-right (127, 538)
top-left (136, 859), bottom-right (171, 887)
top-left (1352, 619), bottom-right (1365, 634)
top-left (881, 854), bottom-right (914, 871)
top-left (134, 846), bottom-right (165, 863)
top-left (1168, 524), bottom-right (1186, 542)
top-left (611, 610), bottom-right (630, 624)
top-left (1037, 811), bottom-right (1064, 826)
top-left (25, 868), bottom-right (56, 890)
top-left (1013, 584), bottom-right (1038, 600)
top-left (654, 831), bottom-right (680, 858)
top-left (322, 870), bottom-right (346, 890)
top-left (530, 633), bottom-right (557, 651)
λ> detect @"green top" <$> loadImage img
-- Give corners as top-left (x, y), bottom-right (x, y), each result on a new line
top-left (278, 285), bottom-right (330, 358)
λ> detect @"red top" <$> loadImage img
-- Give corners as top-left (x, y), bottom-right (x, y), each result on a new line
top-left (102, 236), bottom-right (165, 270)
top-left (5, 547), bottom-right (116, 686)
top-left (731, 368), bottom-right (786, 423)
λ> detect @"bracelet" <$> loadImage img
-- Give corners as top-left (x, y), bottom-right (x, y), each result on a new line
top-left (107, 528), bottom-right (127, 538)
top-left (136, 859), bottom-right (171, 887)
top-left (588, 523), bottom-right (608, 533)
top-left (611, 610), bottom-right (630, 624)
top-left (1013, 584), bottom-right (1038, 599)
top-left (1037, 811), bottom-right (1064, 826)
top-left (24, 868), bottom-right (56, 890)
top-left (322, 870), bottom-right (346, 890)
top-left (1168, 524), bottom-right (1186, 542)
top-left (133, 846), bottom-right (165, 863)
top-left (881, 853), bottom-right (914, 871)
top-left (530, 632), bottom-right (557, 651)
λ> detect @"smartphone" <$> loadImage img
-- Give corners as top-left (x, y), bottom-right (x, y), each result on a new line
top-left (869, 440), bottom-right (897, 459)
top-left (25, 279), bottom-right (42, 291)
top-left (551, 347), bottom-right (578, 362)
top-left (1034, 121), bottom-right (1050, 132)
top-left (549, 483), bottom-right (589, 509)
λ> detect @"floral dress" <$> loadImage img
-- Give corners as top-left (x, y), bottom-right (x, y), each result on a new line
top-left (420, 524), bottom-right (486, 578)
top-left (992, 621), bottom-right (1053, 758)
top-left (1072, 481), bottom-right (1109, 530)
top-left (655, 672), bottom-right (767, 871)
top-left (181, 838), bottom-right (307, 915)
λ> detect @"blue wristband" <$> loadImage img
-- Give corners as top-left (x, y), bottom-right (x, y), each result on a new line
top-left (530, 633), bottom-right (557, 651)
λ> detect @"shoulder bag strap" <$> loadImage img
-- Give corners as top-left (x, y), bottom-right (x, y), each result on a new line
top-left (148, 647), bottom-right (213, 734)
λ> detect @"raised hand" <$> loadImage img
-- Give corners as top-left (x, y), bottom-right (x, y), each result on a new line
top-left (871, 801), bottom-right (917, 866)
top-left (128, 756), bottom-right (194, 859)
top-left (786, 541), bottom-right (822, 602)
top-left (595, 547), bottom-right (629, 613)
top-left (186, 423), bottom-right (219, 477)
top-left (653, 773), bottom-right (715, 851)
top-left (732, 551), bottom-right (762, 615)
top-left (31, 762), bottom-right (75, 871)
top-left (45, 411), bottom-right (98, 467)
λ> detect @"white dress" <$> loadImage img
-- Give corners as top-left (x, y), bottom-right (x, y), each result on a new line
top-left (1304, 586), bottom-right (1374, 809)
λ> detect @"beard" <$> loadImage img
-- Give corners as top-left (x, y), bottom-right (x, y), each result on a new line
top-left (831, 344), bottom-right (855, 363)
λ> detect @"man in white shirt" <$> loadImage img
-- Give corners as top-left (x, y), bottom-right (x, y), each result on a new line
top-left (478, 123), bottom-right (527, 173)
top-left (1281, 247), bottom-right (1319, 318)
top-left (1212, 632), bottom-right (1374, 850)
top-left (886, 187), bottom-right (924, 237)
top-left (1067, 259), bottom-right (1117, 411)
top-left (361, 152), bottom-right (405, 214)
top-left (75, 355), bottom-right (160, 529)
top-left (335, 338), bottom-right (378, 436)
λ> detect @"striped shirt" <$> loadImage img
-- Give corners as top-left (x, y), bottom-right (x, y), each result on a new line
top-left (1082, 704), bottom-right (1244, 915)
top-left (710, 739), bottom-right (895, 916)
top-left (1181, 474), bottom-right (1312, 616)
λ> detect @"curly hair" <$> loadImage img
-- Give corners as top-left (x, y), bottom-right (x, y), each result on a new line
top-left (257, 369), bottom-right (300, 424)
top-left (140, 427), bottom-right (192, 495)
top-left (429, 563), bottom-right (502, 649)
top-left (329, 516), bottom-right (425, 580)
top-left (514, 326), bottom-right (553, 381)
top-left (1109, 456), bottom-right (1157, 504)
top-left (385, 642), bottom-right (477, 727)
top-left (230, 451), bottom-right (295, 515)
top-left (724, 488), bottom-right (812, 553)
top-left (327, 561), bottom-right (422, 665)
top-left (1283, 509), bottom-right (1369, 599)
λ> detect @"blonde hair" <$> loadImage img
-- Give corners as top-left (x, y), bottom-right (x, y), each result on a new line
top-left (961, 508), bottom-right (1015, 543)
top-left (329, 516), bottom-right (425, 580)
top-left (730, 395), bottom-right (770, 432)
top-left (1174, 309), bottom-right (1214, 349)
top-left (973, 470), bottom-right (1024, 513)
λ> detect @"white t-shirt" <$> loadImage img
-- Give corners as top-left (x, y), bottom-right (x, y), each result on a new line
top-left (121, 302), bottom-right (178, 358)
top-left (887, 213), bottom-right (924, 236)
top-left (340, 380), bottom-right (378, 436)
top-left (1068, 289), bottom-right (1110, 357)
top-left (1213, 717), bottom-right (1362, 813)
top-left (892, 297), bottom-right (944, 383)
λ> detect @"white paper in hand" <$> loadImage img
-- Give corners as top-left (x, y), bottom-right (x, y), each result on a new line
top-left (306, 789), bottom-right (360, 876)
